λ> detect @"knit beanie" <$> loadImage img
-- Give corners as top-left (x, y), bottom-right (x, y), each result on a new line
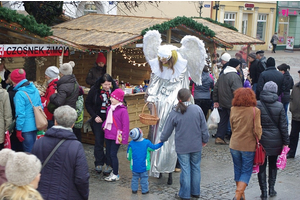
top-left (59, 61), bottom-right (75, 76)
top-left (111, 88), bottom-right (124, 102)
top-left (266, 57), bottom-right (275, 67)
top-left (0, 149), bottom-right (41, 186)
top-left (129, 128), bottom-right (143, 141)
top-left (220, 53), bottom-right (231, 62)
top-left (263, 81), bottom-right (278, 93)
top-left (248, 52), bottom-right (256, 59)
top-left (228, 58), bottom-right (241, 68)
top-left (96, 52), bottom-right (106, 64)
top-left (10, 69), bottom-right (26, 84)
top-left (45, 66), bottom-right (59, 78)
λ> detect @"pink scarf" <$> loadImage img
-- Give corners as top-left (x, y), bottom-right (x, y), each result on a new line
top-left (104, 103), bottom-right (122, 130)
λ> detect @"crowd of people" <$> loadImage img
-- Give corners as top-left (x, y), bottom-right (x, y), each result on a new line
top-left (0, 40), bottom-right (298, 200)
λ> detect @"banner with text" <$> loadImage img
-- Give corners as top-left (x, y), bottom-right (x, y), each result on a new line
top-left (0, 44), bottom-right (69, 57)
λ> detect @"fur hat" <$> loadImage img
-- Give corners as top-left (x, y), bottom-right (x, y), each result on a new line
top-left (220, 53), bottom-right (231, 62)
top-left (228, 58), bottom-right (241, 68)
top-left (263, 81), bottom-right (278, 93)
top-left (266, 57), bottom-right (275, 67)
top-left (0, 149), bottom-right (41, 186)
top-left (129, 128), bottom-right (143, 141)
top-left (10, 69), bottom-right (26, 84)
top-left (59, 61), bottom-right (75, 76)
top-left (96, 53), bottom-right (106, 64)
top-left (248, 52), bottom-right (256, 59)
top-left (158, 45), bottom-right (173, 61)
top-left (111, 88), bottom-right (124, 102)
top-left (45, 66), bottom-right (59, 78)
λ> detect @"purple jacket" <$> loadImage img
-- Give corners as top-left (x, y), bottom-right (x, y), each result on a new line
top-left (104, 104), bottom-right (130, 144)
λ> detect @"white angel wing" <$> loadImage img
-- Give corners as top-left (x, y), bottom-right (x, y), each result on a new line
top-left (143, 30), bottom-right (162, 62)
top-left (178, 36), bottom-right (207, 85)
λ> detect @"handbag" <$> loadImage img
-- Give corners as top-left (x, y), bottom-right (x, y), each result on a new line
top-left (47, 82), bottom-right (78, 114)
top-left (23, 92), bottom-right (48, 131)
top-left (4, 131), bottom-right (11, 149)
top-left (112, 117), bottom-right (122, 144)
top-left (270, 38), bottom-right (274, 43)
top-left (252, 107), bottom-right (266, 166)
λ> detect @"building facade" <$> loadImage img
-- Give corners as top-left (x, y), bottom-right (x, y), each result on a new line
top-left (277, 1), bottom-right (300, 50)
top-left (211, 1), bottom-right (277, 50)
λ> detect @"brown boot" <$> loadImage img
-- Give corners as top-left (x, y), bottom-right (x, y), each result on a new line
top-left (233, 182), bottom-right (247, 200)
top-left (215, 137), bottom-right (228, 145)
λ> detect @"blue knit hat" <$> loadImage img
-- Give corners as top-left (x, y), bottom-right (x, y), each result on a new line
top-left (129, 128), bottom-right (143, 141)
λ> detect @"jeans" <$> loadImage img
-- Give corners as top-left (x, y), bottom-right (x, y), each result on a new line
top-left (216, 108), bottom-right (231, 140)
top-left (194, 99), bottom-right (211, 119)
top-left (22, 130), bottom-right (37, 152)
top-left (230, 149), bottom-right (255, 184)
top-left (283, 102), bottom-right (289, 126)
top-left (92, 121), bottom-right (107, 167)
top-left (131, 171), bottom-right (149, 193)
top-left (177, 151), bottom-right (202, 199)
top-left (289, 120), bottom-right (300, 157)
top-left (252, 83), bottom-right (257, 94)
top-left (272, 44), bottom-right (277, 53)
top-left (105, 139), bottom-right (120, 175)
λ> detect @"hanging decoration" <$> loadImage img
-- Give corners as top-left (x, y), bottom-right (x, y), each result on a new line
top-left (141, 16), bottom-right (215, 37)
top-left (0, 7), bottom-right (52, 37)
top-left (117, 48), bottom-right (147, 67)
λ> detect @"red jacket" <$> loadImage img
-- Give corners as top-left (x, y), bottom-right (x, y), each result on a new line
top-left (41, 79), bottom-right (58, 120)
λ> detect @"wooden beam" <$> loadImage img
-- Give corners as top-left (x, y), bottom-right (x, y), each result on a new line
top-left (166, 29), bottom-right (171, 43)
top-left (106, 51), bottom-right (113, 76)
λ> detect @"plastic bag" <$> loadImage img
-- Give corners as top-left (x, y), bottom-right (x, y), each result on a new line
top-left (277, 146), bottom-right (290, 170)
top-left (4, 131), bottom-right (11, 149)
top-left (269, 43), bottom-right (273, 49)
top-left (207, 108), bottom-right (220, 130)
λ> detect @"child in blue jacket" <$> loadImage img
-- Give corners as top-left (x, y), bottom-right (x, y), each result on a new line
top-left (127, 128), bottom-right (163, 194)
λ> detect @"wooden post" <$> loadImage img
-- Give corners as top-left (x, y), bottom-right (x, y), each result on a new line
top-left (166, 29), bottom-right (172, 44)
top-left (106, 50), bottom-right (113, 76)
top-left (247, 44), bottom-right (250, 67)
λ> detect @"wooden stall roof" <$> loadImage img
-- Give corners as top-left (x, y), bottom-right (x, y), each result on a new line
top-left (50, 14), bottom-right (264, 51)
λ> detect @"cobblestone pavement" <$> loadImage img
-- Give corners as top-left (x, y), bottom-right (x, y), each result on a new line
top-left (84, 50), bottom-right (300, 200)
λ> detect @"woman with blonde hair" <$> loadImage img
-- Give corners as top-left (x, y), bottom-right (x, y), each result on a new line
top-left (0, 148), bottom-right (43, 200)
top-left (230, 88), bottom-right (262, 200)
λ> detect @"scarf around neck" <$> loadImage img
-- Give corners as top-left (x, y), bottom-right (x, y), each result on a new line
top-left (104, 102), bottom-right (123, 130)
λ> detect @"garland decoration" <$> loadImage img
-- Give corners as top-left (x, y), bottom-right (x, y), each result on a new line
top-left (0, 7), bottom-right (53, 37)
top-left (200, 17), bottom-right (238, 32)
top-left (141, 16), bottom-right (215, 37)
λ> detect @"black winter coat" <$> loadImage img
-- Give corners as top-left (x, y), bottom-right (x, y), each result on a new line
top-left (281, 71), bottom-right (294, 103)
top-left (256, 66), bottom-right (283, 99)
top-left (85, 63), bottom-right (106, 87)
top-left (85, 78), bottom-right (117, 121)
top-left (249, 59), bottom-right (260, 84)
top-left (257, 90), bottom-right (289, 156)
top-left (50, 74), bottom-right (79, 109)
top-left (31, 127), bottom-right (90, 200)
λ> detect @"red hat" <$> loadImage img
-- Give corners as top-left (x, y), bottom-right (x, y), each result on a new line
top-left (111, 88), bottom-right (124, 102)
top-left (96, 52), bottom-right (106, 64)
top-left (10, 69), bottom-right (26, 84)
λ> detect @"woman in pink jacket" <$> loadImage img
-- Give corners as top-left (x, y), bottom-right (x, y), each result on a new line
top-left (103, 88), bottom-right (129, 181)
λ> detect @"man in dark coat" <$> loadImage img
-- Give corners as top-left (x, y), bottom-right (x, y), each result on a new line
top-left (50, 61), bottom-right (79, 109)
top-left (31, 105), bottom-right (89, 200)
top-left (213, 58), bottom-right (243, 145)
top-left (86, 52), bottom-right (107, 87)
top-left (256, 57), bottom-right (283, 100)
top-left (287, 70), bottom-right (300, 159)
top-left (256, 50), bottom-right (267, 74)
top-left (248, 52), bottom-right (259, 93)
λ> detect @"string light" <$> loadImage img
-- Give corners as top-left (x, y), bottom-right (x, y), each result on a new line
top-left (117, 47), bottom-right (147, 67)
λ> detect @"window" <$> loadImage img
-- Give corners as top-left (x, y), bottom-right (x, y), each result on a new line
top-left (278, 16), bottom-right (289, 44)
top-left (256, 14), bottom-right (267, 41)
top-left (224, 12), bottom-right (236, 27)
top-left (84, 2), bottom-right (97, 15)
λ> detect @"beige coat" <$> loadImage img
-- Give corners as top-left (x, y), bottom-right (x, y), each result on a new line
top-left (0, 86), bottom-right (12, 144)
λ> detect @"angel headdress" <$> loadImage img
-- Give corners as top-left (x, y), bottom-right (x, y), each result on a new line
top-left (143, 30), bottom-right (207, 177)
top-left (143, 30), bottom-right (207, 85)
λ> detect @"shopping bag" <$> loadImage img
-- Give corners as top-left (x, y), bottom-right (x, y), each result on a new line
top-left (4, 131), bottom-right (11, 149)
top-left (37, 130), bottom-right (45, 140)
top-left (276, 146), bottom-right (290, 170)
top-left (252, 164), bottom-right (260, 174)
top-left (207, 108), bottom-right (220, 130)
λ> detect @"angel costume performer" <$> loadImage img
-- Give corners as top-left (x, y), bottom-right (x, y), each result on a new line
top-left (143, 30), bottom-right (207, 177)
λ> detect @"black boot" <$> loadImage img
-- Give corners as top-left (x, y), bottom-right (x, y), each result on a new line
top-left (258, 170), bottom-right (267, 200)
top-left (167, 173), bottom-right (173, 185)
top-left (269, 168), bottom-right (277, 197)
